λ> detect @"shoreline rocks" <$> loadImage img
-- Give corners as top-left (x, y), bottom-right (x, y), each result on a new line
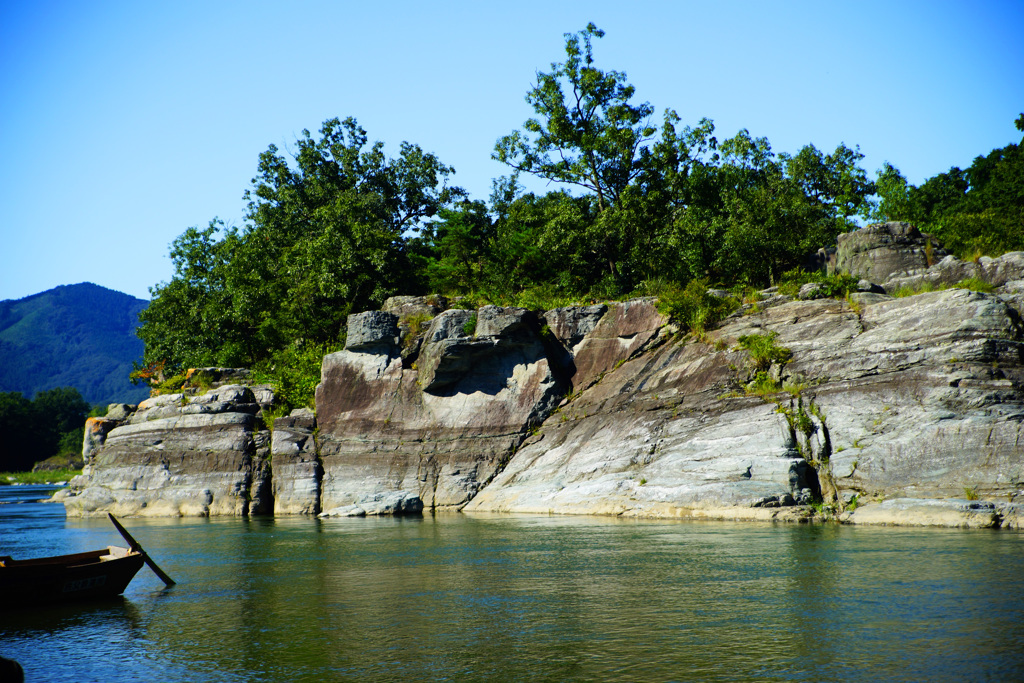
top-left (60, 227), bottom-right (1024, 528)
top-left (60, 384), bottom-right (273, 517)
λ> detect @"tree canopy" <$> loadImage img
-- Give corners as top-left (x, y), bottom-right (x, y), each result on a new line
top-left (139, 118), bottom-right (464, 373)
top-left (0, 387), bottom-right (90, 472)
top-left (871, 115), bottom-right (1023, 257)
top-left (135, 25), bottom-right (1020, 386)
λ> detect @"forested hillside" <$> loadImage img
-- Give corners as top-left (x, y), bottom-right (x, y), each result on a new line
top-left (0, 282), bottom-right (149, 405)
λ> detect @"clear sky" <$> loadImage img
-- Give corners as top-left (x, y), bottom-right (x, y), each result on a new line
top-left (2, 0), bottom-right (1021, 302)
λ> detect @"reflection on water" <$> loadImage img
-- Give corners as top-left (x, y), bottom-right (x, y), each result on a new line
top-left (2, 485), bottom-right (1023, 682)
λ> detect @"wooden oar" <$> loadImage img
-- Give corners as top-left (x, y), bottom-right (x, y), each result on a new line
top-left (107, 513), bottom-right (176, 586)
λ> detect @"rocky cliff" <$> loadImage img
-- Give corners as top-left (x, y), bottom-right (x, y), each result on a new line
top-left (61, 380), bottom-right (275, 517)
top-left (63, 223), bottom-right (1024, 528)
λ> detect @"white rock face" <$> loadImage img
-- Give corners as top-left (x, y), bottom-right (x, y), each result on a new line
top-left (314, 306), bottom-right (564, 511)
top-left (467, 289), bottom-right (1024, 525)
top-left (62, 385), bottom-right (272, 517)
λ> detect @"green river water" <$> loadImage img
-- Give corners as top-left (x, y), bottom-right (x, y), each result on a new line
top-left (2, 485), bottom-right (1023, 682)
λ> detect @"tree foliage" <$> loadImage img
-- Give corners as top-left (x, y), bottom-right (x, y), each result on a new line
top-left (139, 118), bottom-right (464, 373)
top-left (135, 28), bottom-right (1017, 387)
top-left (0, 387), bottom-right (90, 472)
top-left (494, 23), bottom-right (656, 212)
top-left (871, 114), bottom-right (1023, 257)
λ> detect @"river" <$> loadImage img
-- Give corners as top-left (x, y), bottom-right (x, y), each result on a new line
top-left (2, 484), bottom-right (1023, 682)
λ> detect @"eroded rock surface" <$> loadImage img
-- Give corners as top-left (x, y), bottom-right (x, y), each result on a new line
top-left (63, 269), bottom-right (1024, 526)
top-left (62, 384), bottom-right (272, 517)
top-left (314, 305), bottom-right (561, 511)
top-left (467, 289), bottom-right (1024, 524)
top-left (831, 221), bottom-right (948, 283)
top-left (271, 408), bottom-right (320, 515)
top-left (832, 221), bottom-right (1024, 317)
top-left (312, 301), bottom-right (662, 512)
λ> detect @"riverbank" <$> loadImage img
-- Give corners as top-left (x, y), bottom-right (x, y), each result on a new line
top-left (57, 224), bottom-right (1024, 527)
top-left (2, 469), bottom-right (81, 485)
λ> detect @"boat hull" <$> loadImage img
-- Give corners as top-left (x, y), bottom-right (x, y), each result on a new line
top-left (0, 546), bottom-right (145, 607)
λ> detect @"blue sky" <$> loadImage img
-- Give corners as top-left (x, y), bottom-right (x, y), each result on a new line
top-left (1, 0), bottom-right (1021, 301)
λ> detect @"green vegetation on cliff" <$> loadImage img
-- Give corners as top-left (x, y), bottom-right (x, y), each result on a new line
top-left (136, 25), bottom-right (1022, 380)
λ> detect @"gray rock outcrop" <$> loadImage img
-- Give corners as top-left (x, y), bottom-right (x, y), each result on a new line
top-left (63, 253), bottom-right (1024, 527)
top-left (467, 288), bottom-right (1024, 524)
top-left (313, 304), bottom-right (568, 511)
top-left (62, 384), bottom-right (273, 517)
top-left (271, 408), bottom-right (320, 515)
top-left (831, 221), bottom-right (949, 283)
top-left (831, 221), bottom-right (1024, 317)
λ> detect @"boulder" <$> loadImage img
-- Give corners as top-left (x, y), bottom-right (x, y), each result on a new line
top-left (105, 404), bottom-right (136, 421)
top-left (319, 490), bottom-right (423, 517)
top-left (832, 221), bottom-right (948, 283)
top-left (542, 304), bottom-right (608, 353)
top-left (344, 310), bottom-right (400, 351)
top-left (383, 295), bottom-right (448, 364)
top-left (62, 384), bottom-right (273, 517)
top-left (382, 295), bottom-right (448, 320)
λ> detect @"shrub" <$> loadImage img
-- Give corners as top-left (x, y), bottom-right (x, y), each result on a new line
top-left (778, 269), bottom-right (859, 299)
top-left (777, 268), bottom-right (820, 297)
top-left (252, 341), bottom-right (343, 413)
top-left (816, 274), bottom-right (860, 298)
top-left (736, 332), bottom-right (792, 372)
top-left (892, 281), bottom-right (937, 298)
top-left (657, 279), bottom-right (738, 336)
top-left (153, 374), bottom-right (186, 395)
top-left (746, 371), bottom-right (782, 396)
top-left (461, 313), bottom-right (478, 337)
top-left (512, 284), bottom-right (582, 311)
top-left (402, 313), bottom-right (434, 351)
top-left (952, 277), bottom-right (995, 293)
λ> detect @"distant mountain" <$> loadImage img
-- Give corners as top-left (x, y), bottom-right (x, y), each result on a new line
top-left (0, 283), bottom-right (150, 405)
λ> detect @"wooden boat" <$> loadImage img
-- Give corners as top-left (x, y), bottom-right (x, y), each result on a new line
top-left (0, 514), bottom-right (174, 608)
top-left (0, 545), bottom-right (145, 607)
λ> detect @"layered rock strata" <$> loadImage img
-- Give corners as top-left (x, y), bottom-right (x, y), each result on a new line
top-left (270, 408), bottom-right (320, 515)
top-left (63, 224), bottom-right (1024, 527)
top-left (467, 288), bottom-right (1024, 527)
top-left (62, 384), bottom-right (273, 517)
top-left (309, 301), bottom-right (650, 511)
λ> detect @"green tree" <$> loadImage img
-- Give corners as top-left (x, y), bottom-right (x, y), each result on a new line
top-left (871, 162), bottom-right (915, 222)
top-left (485, 189), bottom-right (600, 300)
top-left (32, 387), bottom-right (91, 460)
top-left (781, 142), bottom-right (876, 222)
top-left (0, 391), bottom-right (38, 472)
top-left (413, 200), bottom-right (494, 295)
top-left (870, 115), bottom-right (1023, 257)
top-left (0, 388), bottom-right (90, 472)
top-left (138, 118), bottom-right (464, 373)
top-left (138, 219), bottom-right (243, 370)
top-left (494, 23), bottom-right (657, 283)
